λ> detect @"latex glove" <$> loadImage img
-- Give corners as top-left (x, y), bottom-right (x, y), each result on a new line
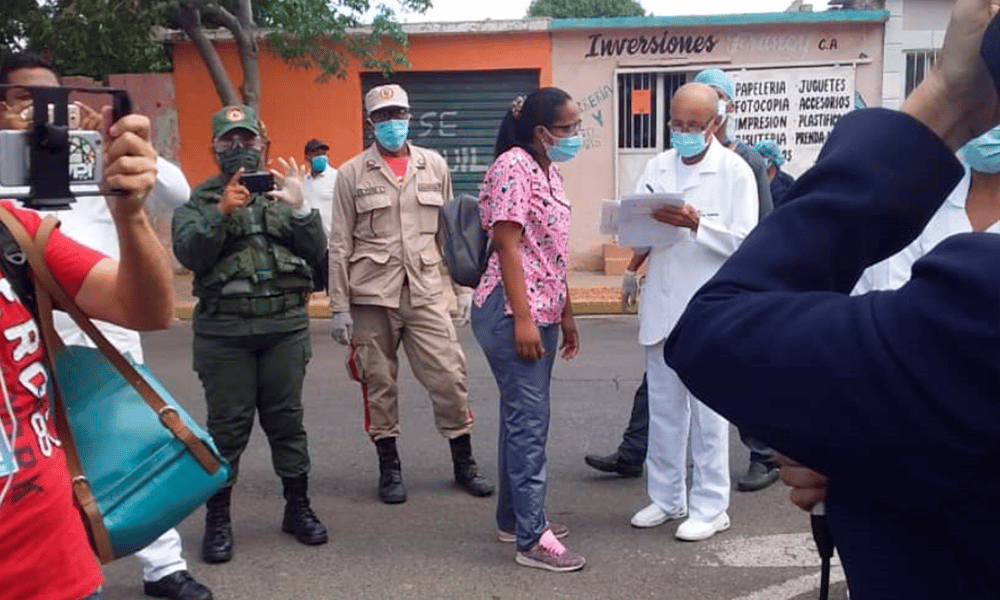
top-left (330, 311), bottom-right (353, 345)
top-left (621, 270), bottom-right (639, 312)
top-left (454, 292), bottom-right (472, 327)
top-left (267, 157), bottom-right (306, 211)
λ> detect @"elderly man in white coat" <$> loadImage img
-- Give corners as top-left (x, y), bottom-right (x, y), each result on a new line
top-left (629, 83), bottom-right (758, 541)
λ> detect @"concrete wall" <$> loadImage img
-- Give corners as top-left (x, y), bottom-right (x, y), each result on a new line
top-left (882, 0), bottom-right (951, 109)
top-left (169, 29), bottom-right (553, 187)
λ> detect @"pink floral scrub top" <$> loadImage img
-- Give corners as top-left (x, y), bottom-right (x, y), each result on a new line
top-left (473, 146), bottom-right (572, 326)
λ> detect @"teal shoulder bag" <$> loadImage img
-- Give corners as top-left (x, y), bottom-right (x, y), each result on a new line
top-left (0, 208), bottom-right (230, 563)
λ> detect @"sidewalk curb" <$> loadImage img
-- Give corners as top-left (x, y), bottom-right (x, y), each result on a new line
top-left (173, 297), bottom-right (629, 319)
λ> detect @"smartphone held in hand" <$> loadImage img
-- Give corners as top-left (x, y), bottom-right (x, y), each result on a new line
top-left (240, 172), bottom-right (275, 194)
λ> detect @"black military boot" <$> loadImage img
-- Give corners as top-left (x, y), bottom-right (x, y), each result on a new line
top-left (281, 475), bottom-right (328, 545)
top-left (375, 437), bottom-right (407, 504)
top-left (449, 434), bottom-right (494, 497)
top-left (201, 487), bottom-right (233, 564)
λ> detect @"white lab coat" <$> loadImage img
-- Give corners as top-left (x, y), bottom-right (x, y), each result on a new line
top-left (636, 140), bottom-right (759, 346)
top-left (854, 166), bottom-right (1000, 294)
top-left (633, 139), bottom-right (758, 523)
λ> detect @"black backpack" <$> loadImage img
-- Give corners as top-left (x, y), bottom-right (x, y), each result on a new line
top-left (0, 221), bottom-right (36, 319)
top-left (438, 193), bottom-right (493, 288)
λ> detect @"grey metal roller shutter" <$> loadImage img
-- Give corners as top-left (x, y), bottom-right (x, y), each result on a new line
top-left (362, 69), bottom-right (540, 197)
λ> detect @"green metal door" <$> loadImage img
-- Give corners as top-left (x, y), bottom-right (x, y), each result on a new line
top-left (362, 69), bottom-right (540, 197)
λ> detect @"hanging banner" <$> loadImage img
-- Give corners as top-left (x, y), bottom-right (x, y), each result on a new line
top-left (728, 66), bottom-right (854, 177)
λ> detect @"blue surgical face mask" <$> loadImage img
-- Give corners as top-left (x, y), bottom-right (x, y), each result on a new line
top-left (374, 119), bottom-right (409, 152)
top-left (961, 128), bottom-right (1000, 174)
top-left (311, 155), bottom-right (329, 172)
top-left (671, 131), bottom-right (710, 159)
top-left (544, 130), bottom-right (583, 163)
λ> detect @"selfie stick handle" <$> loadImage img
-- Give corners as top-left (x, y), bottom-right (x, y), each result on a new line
top-left (811, 502), bottom-right (834, 600)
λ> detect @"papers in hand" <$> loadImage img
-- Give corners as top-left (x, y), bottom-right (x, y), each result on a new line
top-left (600, 192), bottom-right (686, 248)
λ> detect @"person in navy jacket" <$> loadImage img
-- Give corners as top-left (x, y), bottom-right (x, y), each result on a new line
top-left (663, 0), bottom-right (1000, 598)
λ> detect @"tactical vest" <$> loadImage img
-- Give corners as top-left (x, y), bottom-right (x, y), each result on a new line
top-left (195, 195), bottom-right (314, 301)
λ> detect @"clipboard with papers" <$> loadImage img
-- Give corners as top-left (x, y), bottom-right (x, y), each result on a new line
top-left (600, 192), bottom-right (686, 248)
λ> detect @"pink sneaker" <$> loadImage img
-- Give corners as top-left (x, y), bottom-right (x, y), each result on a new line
top-left (497, 522), bottom-right (569, 543)
top-left (515, 530), bottom-right (586, 572)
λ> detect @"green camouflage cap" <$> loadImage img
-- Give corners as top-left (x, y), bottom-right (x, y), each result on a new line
top-left (212, 105), bottom-right (260, 139)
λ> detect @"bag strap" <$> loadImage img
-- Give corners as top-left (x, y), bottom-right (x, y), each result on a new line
top-left (36, 247), bottom-right (116, 563)
top-left (0, 207), bottom-right (224, 559)
top-left (0, 207), bottom-right (116, 562)
top-left (1, 209), bottom-right (223, 474)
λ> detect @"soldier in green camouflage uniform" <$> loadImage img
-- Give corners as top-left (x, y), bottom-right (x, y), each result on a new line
top-left (172, 105), bottom-right (328, 564)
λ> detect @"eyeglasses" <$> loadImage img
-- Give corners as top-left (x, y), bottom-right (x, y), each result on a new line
top-left (369, 107), bottom-right (410, 123)
top-left (548, 119), bottom-right (582, 136)
top-left (213, 132), bottom-right (264, 152)
top-left (669, 118), bottom-right (716, 135)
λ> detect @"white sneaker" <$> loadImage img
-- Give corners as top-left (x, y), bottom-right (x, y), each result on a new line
top-left (675, 513), bottom-right (731, 541)
top-left (630, 503), bottom-right (687, 528)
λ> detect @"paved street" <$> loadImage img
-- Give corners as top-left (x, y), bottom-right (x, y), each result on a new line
top-left (101, 316), bottom-right (847, 600)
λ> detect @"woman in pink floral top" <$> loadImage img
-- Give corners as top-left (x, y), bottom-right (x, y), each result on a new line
top-left (470, 87), bottom-right (585, 573)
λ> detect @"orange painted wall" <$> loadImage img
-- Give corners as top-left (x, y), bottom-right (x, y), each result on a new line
top-left (171, 32), bottom-right (552, 186)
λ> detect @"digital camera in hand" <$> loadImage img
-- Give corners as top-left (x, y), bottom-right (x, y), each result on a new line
top-left (0, 85), bottom-right (131, 210)
top-left (0, 129), bottom-right (103, 197)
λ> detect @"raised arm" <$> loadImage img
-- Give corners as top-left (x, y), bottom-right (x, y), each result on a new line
top-left (74, 110), bottom-right (173, 330)
top-left (663, 0), bottom-right (1000, 498)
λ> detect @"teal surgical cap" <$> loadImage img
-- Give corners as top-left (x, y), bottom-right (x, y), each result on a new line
top-left (753, 139), bottom-right (785, 167)
top-left (694, 68), bottom-right (735, 100)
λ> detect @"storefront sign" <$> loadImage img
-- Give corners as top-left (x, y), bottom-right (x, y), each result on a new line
top-left (730, 66), bottom-right (854, 176)
top-left (584, 32), bottom-right (719, 58)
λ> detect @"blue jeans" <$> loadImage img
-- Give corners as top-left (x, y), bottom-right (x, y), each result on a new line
top-left (472, 287), bottom-right (559, 552)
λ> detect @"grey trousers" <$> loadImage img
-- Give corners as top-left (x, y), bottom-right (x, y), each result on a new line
top-left (472, 287), bottom-right (559, 552)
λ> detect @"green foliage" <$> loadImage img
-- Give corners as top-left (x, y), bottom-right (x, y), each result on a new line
top-left (528, 0), bottom-right (646, 18)
top-left (0, 0), bottom-right (171, 80)
top-left (1, 0), bottom-right (427, 87)
top-left (262, 0), bottom-right (429, 81)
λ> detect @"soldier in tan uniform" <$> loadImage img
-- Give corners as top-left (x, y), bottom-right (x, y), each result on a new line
top-left (329, 83), bottom-right (492, 504)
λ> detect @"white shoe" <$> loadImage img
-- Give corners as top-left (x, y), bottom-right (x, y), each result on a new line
top-left (630, 503), bottom-right (687, 528)
top-left (675, 513), bottom-right (731, 541)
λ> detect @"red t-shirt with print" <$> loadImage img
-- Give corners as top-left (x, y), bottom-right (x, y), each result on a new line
top-left (0, 202), bottom-right (107, 600)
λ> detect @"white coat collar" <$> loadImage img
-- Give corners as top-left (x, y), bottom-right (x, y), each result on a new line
top-left (659, 137), bottom-right (723, 191)
top-left (945, 165), bottom-right (972, 210)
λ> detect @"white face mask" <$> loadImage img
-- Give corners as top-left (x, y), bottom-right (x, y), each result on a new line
top-left (717, 100), bottom-right (727, 118)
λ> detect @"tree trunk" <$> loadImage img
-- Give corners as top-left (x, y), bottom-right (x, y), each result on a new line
top-left (172, 2), bottom-right (239, 108)
top-left (197, 0), bottom-right (259, 112)
top-left (234, 0), bottom-right (261, 113)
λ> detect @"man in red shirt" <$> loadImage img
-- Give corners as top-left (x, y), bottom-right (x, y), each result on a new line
top-left (0, 92), bottom-right (175, 598)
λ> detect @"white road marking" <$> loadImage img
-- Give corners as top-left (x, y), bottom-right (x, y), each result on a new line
top-left (693, 533), bottom-right (847, 600)
top-left (697, 533), bottom-right (842, 568)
